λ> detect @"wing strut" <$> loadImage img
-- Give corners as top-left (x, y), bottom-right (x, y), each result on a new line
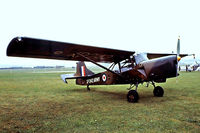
top-left (76, 53), bottom-right (122, 77)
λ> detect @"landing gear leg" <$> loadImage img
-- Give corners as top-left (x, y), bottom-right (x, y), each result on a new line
top-left (127, 83), bottom-right (139, 103)
top-left (152, 81), bottom-right (164, 97)
top-left (87, 84), bottom-right (90, 91)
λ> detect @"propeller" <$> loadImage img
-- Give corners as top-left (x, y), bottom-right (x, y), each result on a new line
top-left (177, 36), bottom-right (181, 62)
top-left (176, 36), bottom-right (181, 83)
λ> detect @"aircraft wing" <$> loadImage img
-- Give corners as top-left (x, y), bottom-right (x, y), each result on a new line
top-left (147, 53), bottom-right (188, 59)
top-left (7, 37), bottom-right (135, 63)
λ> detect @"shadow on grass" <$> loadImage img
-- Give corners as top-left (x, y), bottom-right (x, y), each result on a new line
top-left (65, 87), bottom-right (177, 104)
top-left (66, 88), bottom-right (126, 101)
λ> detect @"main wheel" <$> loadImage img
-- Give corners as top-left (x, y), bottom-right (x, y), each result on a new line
top-left (127, 90), bottom-right (139, 103)
top-left (153, 86), bottom-right (164, 97)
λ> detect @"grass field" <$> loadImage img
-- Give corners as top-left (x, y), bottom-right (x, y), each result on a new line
top-left (0, 69), bottom-right (200, 132)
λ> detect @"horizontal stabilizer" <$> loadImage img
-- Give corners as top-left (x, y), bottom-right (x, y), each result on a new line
top-left (61, 74), bottom-right (88, 83)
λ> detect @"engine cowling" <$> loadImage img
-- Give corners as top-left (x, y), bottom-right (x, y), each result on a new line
top-left (141, 55), bottom-right (178, 82)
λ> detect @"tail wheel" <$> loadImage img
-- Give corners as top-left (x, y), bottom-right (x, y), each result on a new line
top-left (153, 86), bottom-right (164, 97)
top-left (87, 84), bottom-right (90, 91)
top-left (127, 90), bottom-right (139, 103)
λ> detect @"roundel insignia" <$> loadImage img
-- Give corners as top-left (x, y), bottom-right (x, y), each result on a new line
top-left (102, 74), bottom-right (107, 82)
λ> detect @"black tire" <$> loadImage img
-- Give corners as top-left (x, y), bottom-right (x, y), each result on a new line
top-left (127, 90), bottom-right (139, 103)
top-left (153, 86), bottom-right (164, 97)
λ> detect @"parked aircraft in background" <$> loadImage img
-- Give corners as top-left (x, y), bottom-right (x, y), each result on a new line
top-left (187, 61), bottom-right (200, 72)
top-left (7, 36), bottom-right (189, 103)
top-left (179, 57), bottom-right (199, 72)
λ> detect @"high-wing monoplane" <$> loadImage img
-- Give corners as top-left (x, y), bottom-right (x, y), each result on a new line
top-left (7, 37), bottom-right (188, 103)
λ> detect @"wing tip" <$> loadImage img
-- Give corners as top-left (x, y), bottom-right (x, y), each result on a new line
top-left (7, 36), bottom-right (25, 56)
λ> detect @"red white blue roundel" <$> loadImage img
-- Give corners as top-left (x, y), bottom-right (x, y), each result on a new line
top-left (102, 74), bottom-right (107, 82)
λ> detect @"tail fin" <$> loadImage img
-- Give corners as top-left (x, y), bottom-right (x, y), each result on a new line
top-left (61, 61), bottom-right (94, 83)
top-left (75, 61), bottom-right (94, 77)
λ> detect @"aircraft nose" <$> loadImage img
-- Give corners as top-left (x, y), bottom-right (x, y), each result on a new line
top-left (142, 55), bottom-right (178, 80)
top-left (177, 56), bottom-right (181, 61)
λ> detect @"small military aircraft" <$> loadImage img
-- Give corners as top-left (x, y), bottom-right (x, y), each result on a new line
top-left (179, 56), bottom-right (198, 72)
top-left (187, 61), bottom-right (200, 71)
top-left (7, 36), bottom-right (188, 103)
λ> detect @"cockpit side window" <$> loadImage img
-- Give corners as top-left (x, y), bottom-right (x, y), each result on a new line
top-left (134, 53), bottom-right (149, 64)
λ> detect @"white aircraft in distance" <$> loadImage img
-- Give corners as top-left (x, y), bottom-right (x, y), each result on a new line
top-left (179, 57), bottom-right (200, 71)
top-left (188, 61), bottom-right (200, 71)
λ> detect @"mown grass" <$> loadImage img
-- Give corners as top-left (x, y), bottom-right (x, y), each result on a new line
top-left (0, 69), bottom-right (199, 132)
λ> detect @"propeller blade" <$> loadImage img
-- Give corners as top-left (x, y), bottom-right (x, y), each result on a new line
top-left (176, 36), bottom-right (181, 78)
top-left (177, 36), bottom-right (180, 56)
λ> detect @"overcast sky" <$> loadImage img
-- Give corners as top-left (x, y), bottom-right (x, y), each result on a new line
top-left (0, 0), bottom-right (199, 67)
